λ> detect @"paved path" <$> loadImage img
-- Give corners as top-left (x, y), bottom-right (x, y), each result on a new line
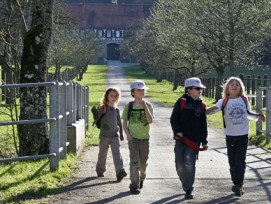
top-left (49, 61), bottom-right (271, 204)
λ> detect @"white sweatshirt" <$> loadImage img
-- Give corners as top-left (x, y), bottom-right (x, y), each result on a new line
top-left (215, 96), bottom-right (257, 136)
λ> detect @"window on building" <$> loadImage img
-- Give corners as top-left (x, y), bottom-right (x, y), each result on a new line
top-left (98, 30), bottom-right (103, 38)
top-left (107, 30), bottom-right (111, 38)
top-left (115, 30), bottom-right (120, 38)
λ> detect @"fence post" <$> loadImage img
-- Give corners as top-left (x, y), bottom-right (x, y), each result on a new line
top-left (84, 86), bottom-right (89, 130)
top-left (73, 82), bottom-right (77, 122)
top-left (266, 87), bottom-right (271, 143)
top-left (77, 84), bottom-right (82, 119)
top-left (49, 82), bottom-right (60, 171)
top-left (251, 75), bottom-right (256, 106)
top-left (256, 88), bottom-right (262, 135)
top-left (59, 81), bottom-right (67, 160)
top-left (67, 81), bottom-right (73, 126)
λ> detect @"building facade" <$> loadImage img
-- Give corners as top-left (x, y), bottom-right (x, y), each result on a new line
top-left (66, 1), bottom-right (154, 61)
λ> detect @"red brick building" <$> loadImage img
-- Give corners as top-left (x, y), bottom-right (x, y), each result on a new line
top-left (66, 2), bottom-right (154, 60)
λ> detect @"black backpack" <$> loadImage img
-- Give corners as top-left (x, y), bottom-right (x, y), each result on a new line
top-left (91, 105), bottom-right (107, 129)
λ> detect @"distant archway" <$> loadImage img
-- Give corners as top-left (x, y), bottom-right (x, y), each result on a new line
top-left (107, 43), bottom-right (120, 60)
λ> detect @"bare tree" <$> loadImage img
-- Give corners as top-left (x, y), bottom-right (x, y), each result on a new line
top-left (18, 0), bottom-right (54, 156)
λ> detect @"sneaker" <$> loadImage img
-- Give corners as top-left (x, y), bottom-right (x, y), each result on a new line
top-left (185, 189), bottom-right (194, 200)
top-left (232, 185), bottom-right (244, 197)
top-left (97, 173), bottom-right (104, 177)
top-left (139, 180), bottom-right (144, 189)
top-left (117, 170), bottom-right (127, 181)
top-left (130, 187), bottom-right (140, 195)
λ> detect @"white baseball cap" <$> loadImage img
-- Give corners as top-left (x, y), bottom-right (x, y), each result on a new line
top-left (130, 80), bottom-right (149, 90)
top-left (184, 77), bottom-right (206, 88)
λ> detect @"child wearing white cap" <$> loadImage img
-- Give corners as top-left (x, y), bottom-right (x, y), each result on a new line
top-left (170, 77), bottom-right (208, 199)
top-left (122, 80), bottom-right (154, 194)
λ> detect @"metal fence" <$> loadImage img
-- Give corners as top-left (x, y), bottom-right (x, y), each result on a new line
top-left (0, 81), bottom-right (89, 171)
top-left (254, 87), bottom-right (271, 143)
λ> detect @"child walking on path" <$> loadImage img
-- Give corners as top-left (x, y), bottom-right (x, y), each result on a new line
top-left (206, 77), bottom-right (265, 197)
top-left (122, 80), bottom-right (154, 194)
top-left (96, 88), bottom-right (127, 181)
top-left (170, 77), bottom-right (208, 200)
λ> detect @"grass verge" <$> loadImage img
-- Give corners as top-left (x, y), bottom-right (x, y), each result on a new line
top-left (0, 65), bottom-right (107, 203)
top-left (123, 65), bottom-right (270, 149)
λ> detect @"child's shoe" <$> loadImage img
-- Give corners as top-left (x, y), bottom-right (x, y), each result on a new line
top-left (232, 185), bottom-right (244, 197)
top-left (97, 173), bottom-right (104, 177)
top-left (116, 170), bottom-right (127, 181)
top-left (184, 189), bottom-right (194, 199)
top-left (130, 187), bottom-right (140, 194)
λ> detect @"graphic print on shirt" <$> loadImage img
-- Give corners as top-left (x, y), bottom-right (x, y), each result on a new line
top-left (130, 109), bottom-right (147, 124)
top-left (184, 103), bottom-right (202, 117)
top-left (227, 102), bottom-right (246, 125)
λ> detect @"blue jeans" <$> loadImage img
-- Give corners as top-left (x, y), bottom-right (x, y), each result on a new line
top-left (226, 135), bottom-right (248, 186)
top-left (174, 140), bottom-right (197, 191)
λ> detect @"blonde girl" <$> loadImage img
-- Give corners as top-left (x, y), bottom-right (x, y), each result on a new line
top-left (207, 77), bottom-right (265, 197)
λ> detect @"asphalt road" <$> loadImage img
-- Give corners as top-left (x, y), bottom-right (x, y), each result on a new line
top-left (49, 61), bottom-right (271, 204)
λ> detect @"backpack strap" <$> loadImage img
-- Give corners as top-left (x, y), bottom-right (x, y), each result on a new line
top-left (180, 98), bottom-right (186, 112)
top-left (221, 98), bottom-right (228, 128)
top-left (127, 101), bottom-right (134, 120)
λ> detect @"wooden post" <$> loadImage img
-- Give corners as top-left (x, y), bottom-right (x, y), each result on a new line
top-left (251, 75), bottom-right (256, 106)
top-left (265, 87), bottom-right (271, 143)
top-left (256, 87), bottom-right (262, 135)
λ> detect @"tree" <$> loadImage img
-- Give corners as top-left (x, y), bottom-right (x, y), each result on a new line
top-left (18, 0), bottom-right (54, 156)
top-left (129, 0), bottom-right (271, 98)
top-left (185, 0), bottom-right (271, 99)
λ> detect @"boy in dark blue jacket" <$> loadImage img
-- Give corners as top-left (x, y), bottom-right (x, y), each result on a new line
top-left (170, 77), bottom-right (208, 200)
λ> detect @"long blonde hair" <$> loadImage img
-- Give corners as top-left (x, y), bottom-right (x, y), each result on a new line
top-left (101, 87), bottom-right (121, 106)
top-left (222, 77), bottom-right (245, 98)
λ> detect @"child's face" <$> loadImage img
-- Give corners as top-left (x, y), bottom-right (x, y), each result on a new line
top-left (188, 87), bottom-right (203, 99)
top-left (107, 91), bottom-right (119, 105)
top-left (228, 80), bottom-right (241, 97)
top-left (133, 89), bottom-right (145, 99)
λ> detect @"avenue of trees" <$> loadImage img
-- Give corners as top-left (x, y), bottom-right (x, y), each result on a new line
top-left (0, 0), bottom-right (99, 156)
top-left (122, 0), bottom-right (271, 99)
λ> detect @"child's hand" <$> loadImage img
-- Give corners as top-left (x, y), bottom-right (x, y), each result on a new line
top-left (139, 100), bottom-right (147, 106)
top-left (175, 132), bottom-right (183, 140)
top-left (202, 145), bottom-right (208, 151)
top-left (206, 106), bottom-right (218, 115)
top-left (257, 114), bottom-right (266, 122)
top-left (127, 134), bottom-right (133, 141)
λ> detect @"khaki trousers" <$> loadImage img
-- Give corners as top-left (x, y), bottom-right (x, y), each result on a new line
top-left (128, 138), bottom-right (149, 188)
top-left (96, 136), bottom-right (124, 176)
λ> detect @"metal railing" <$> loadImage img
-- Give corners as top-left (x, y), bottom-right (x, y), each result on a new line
top-left (0, 81), bottom-right (89, 171)
top-left (255, 87), bottom-right (271, 143)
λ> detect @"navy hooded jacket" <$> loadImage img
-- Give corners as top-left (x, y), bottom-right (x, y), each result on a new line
top-left (170, 93), bottom-right (208, 146)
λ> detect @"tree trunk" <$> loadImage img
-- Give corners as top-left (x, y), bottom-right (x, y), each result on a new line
top-left (173, 70), bottom-right (179, 91)
top-left (215, 68), bottom-right (224, 101)
top-left (18, 0), bottom-right (54, 156)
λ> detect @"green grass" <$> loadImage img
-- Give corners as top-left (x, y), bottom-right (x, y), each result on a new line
top-left (123, 65), bottom-right (270, 148)
top-left (0, 65), bottom-right (107, 203)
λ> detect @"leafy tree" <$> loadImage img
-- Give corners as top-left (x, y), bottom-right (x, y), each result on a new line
top-left (128, 0), bottom-right (271, 98)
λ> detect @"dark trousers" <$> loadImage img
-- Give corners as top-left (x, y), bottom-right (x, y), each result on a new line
top-left (226, 135), bottom-right (248, 186)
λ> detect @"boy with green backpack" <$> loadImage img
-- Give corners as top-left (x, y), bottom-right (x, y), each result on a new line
top-left (122, 80), bottom-right (154, 194)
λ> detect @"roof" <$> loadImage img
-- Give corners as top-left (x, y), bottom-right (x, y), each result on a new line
top-left (66, 3), bottom-right (153, 29)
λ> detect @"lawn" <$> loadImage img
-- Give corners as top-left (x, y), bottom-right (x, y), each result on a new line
top-left (0, 65), bottom-right (107, 203)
